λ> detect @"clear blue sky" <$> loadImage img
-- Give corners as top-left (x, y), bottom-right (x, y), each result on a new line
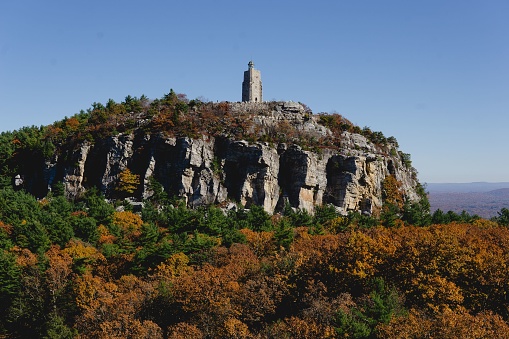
top-left (1, 1), bottom-right (508, 184)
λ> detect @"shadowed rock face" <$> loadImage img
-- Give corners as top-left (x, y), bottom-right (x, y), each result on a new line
top-left (23, 102), bottom-right (422, 214)
top-left (324, 155), bottom-right (357, 208)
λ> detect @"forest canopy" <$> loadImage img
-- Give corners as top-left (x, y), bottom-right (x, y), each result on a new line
top-left (0, 184), bottom-right (509, 338)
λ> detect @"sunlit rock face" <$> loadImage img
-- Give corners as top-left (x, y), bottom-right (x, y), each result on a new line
top-left (24, 102), bottom-right (422, 214)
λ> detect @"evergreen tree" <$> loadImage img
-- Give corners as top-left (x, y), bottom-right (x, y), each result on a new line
top-left (82, 188), bottom-right (115, 227)
top-left (0, 250), bottom-right (20, 324)
top-left (313, 204), bottom-right (339, 225)
top-left (71, 216), bottom-right (99, 243)
top-left (335, 278), bottom-right (405, 338)
top-left (495, 208), bottom-right (509, 226)
top-left (274, 217), bottom-right (294, 250)
top-left (246, 205), bottom-right (273, 231)
top-left (44, 313), bottom-right (75, 339)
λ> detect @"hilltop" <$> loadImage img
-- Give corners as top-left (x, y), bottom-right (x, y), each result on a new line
top-left (0, 91), bottom-right (426, 217)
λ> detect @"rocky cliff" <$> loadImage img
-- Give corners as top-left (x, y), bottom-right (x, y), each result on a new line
top-left (24, 101), bottom-right (421, 215)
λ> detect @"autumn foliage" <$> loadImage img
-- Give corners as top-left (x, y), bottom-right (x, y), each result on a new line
top-left (1, 182), bottom-right (509, 338)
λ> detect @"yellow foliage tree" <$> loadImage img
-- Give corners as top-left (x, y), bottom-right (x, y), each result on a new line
top-left (113, 211), bottom-right (143, 240)
top-left (97, 224), bottom-right (116, 244)
top-left (382, 174), bottom-right (405, 210)
top-left (64, 239), bottom-right (106, 273)
top-left (117, 168), bottom-right (140, 194)
top-left (153, 252), bottom-right (191, 279)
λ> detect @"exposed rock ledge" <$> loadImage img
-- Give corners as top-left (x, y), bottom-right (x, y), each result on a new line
top-left (34, 102), bottom-right (421, 215)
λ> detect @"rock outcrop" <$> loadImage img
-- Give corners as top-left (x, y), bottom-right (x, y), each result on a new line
top-left (21, 102), bottom-right (422, 215)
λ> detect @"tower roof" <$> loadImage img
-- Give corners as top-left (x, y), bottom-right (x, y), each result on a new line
top-left (248, 60), bottom-right (254, 68)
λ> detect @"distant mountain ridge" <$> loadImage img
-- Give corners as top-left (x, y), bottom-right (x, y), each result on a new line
top-left (428, 183), bottom-right (509, 218)
top-left (427, 182), bottom-right (509, 193)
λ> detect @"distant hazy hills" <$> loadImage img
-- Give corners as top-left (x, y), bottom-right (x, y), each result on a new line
top-left (427, 182), bottom-right (509, 193)
top-left (427, 182), bottom-right (509, 218)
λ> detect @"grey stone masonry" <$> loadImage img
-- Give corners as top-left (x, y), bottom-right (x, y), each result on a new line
top-left (242, 61), bottom-right (262, 102)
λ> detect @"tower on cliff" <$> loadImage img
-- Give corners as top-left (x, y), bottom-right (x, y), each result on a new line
top-left (242, 61), bottom-right (262, 102)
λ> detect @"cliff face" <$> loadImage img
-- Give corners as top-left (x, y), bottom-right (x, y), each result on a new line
top-left (35, 102), bottom-right (420, 214)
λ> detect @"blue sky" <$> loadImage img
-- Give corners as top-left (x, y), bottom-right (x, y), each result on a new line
top-left (1, 1), bottom-right (508, 184)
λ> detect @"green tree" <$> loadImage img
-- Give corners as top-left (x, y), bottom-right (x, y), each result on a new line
top-left (0, 131), bottom-right (16, 187)
top-left (365, 278), bottom-right (405, 325)
top-left (141, 201), bottom-right (161, 225)
top-left (246, 205), bottom-right (273, 231)
top-left (164, 202), bottom-right (203, 234)
top-left (380, 204), bottom-right (399, 228)
top-left (283, 203), bottom-right (313, 227)
top-left (0, 188), bottom-right (41, 226)
top-left (348, 211), bottom-right (379, 229)
top-left (123, 95), bottom-right (142, 113)
top-left (82, 188), bottom-right (115, 227)
top-left (38, 196), bottom-right (75, 246)
top-left (6, 255), bottom-right (46, 337)
top-left (199, 206), bottom-right (245, 246)
top-left (0, 250), bottom-right (21, 327)
top-left (147, 177), bottom-right (170, 205)
top-left (274, 217), bottom-right (294, 250)
top-left (335, 278), bottom-right (405, 338)
top-left (43, 313), bottom-right (75, 339)
top-left (41, 215), bottom-right (73, 248)
top-left (495, 208), bottom-right (509, 226)
top-left (335, 309), bottom-right (371, 339)
top-left (199, 206), bottom-right (227, 236)
top-left (402, 183), bottom-right (431, 226)
top-left (14, 220), bottom-right (51, 254)
top-left (50, 182), bottom-right (65, 197)
top-left (139, 222), bottom-right (160, 247)
top-left (313, 204), bottom-right (339, 225)
top-left (71, 216), bottom-right (99, 243)
top-left (132, 222), bottom-right (162, 272)
top-left (431, 208), bottom-right (447, 224)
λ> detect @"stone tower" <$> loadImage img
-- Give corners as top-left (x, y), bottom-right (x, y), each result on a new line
top-left (242, 61), bottom-right (262, 102)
